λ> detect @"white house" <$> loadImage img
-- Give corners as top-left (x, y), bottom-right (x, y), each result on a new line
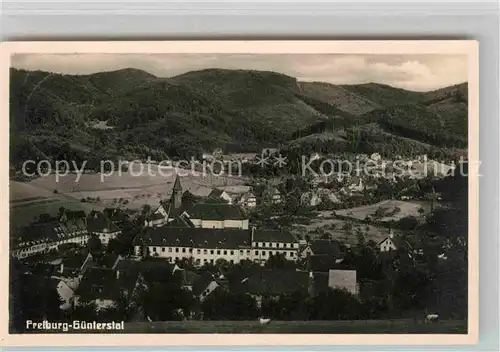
top-left (379, 230), bottom-right (398, 252)
top-left (133, 227), bottom-right (299, 266)
top-left (54, 279), bottom-right (76, 310)
top-left (192, 273), bottom-right (224, 302)
top-left (208, 189), bottom-right (234, 204)
top-left (236, 192), bottom-right (257, 209)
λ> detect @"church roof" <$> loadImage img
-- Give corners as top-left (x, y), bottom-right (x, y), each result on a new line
top-left (172, 175), bottom-right (182, 191)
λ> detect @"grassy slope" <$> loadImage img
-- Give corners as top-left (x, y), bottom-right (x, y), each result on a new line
top-left (299, 81), bottom-right (382, 115)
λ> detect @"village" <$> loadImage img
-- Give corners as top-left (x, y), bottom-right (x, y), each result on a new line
top-left (9, 147), bottom-right (464, 329)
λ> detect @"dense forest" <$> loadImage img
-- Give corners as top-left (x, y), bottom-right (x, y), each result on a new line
top-left (10, 67), bottom-right (468, 169)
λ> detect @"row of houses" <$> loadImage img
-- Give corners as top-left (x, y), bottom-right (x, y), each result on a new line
top-left (134, 226), bottom-right (299, 266)
top-left (11, 208), bottom-right (127, 259)
top-left (19, 251), bottom-right (357, 313)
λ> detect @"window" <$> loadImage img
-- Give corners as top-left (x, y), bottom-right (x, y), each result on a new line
top-left (210, 250), bottom-right (214, 255)
top-left (246, 250), bottom-right (250, 254)
top-left (239, 250), bottom-right (243, 255)
top-left (262, 251), bottom-right (267, 256)
top-left (223, 250), bottom-right (227, 255)
top-left (230, 250), bottom-right (234, 255)
top-left (255, 251), bottom-right (259, 255)
top-left (210, 259), bottom-right (214, 264)
top-left (258, 242), bottom-right (262, 247)
top-left (290, 252), bottom-right (294, 257)
top-left (217, 250), bottom-right (221, 255)
top-left (175, 248), bottom-right (179, 253)
top-left (162, 247), bottom-right (165, 252)
top-left (203, 249), bottom-right (207, 254)
top-left (203, 259), bottom-right (207, 263)
top-left (189, 248), bottom-right (193, 253)
top-left (153, 247), bottom-right (157, 252)
top-left (197, 249), bottom-right (201, 254)
top-left (182, 248), bottom-right (186, 253)
top-left (279, 243), bottom-right (283, 248)
top-left (272, 243), bottom-right (276, 248)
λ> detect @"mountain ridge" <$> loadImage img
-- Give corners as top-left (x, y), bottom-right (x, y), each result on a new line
top-left (9, 67), bottom-right (468, 169)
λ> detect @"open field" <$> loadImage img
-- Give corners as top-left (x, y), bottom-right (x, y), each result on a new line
top-left (292, 217), bottom-right (389, 246)
top-left (27, 319), bottom-right (467, 334)
top-left (335, 200), bottom-right (426, 222)
top-left (10, 164), bottom-right (248, 227)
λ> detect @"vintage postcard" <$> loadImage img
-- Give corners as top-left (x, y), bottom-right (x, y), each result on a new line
top-left (0, 41), bottom-right (478, 346)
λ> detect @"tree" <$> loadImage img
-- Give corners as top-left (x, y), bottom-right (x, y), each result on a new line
top-left (201, 290), bottom-right (259, 320)
top-left (10, 269), bottom-right (64, 332)
top-left (141, 204), bottom-right (152, 215)
top-left (264, 253), bottom-right (297, 269)
top-left (309, 288), bottom-right (361, 320)
top-left (141, 283), bottom-right (195, 321)
top-left (87, 234), bottom-right (103, 256)
top-left (262, 291), bottom-right (310, 320)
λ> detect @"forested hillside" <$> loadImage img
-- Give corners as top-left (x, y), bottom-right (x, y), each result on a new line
top-left (10, 67), bottom-right (468, 170)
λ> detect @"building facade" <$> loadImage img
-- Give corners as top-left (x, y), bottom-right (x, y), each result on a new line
top-left (12, 219), bottom-right (89, 259)
top-left (133, 227), bottom-right (299, 266)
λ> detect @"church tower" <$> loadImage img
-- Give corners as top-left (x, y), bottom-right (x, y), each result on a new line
top-left (171, 174), bottom-right (183, 209)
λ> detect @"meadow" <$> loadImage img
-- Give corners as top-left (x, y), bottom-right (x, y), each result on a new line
top-left (9, 163), bottom-right (247, 228)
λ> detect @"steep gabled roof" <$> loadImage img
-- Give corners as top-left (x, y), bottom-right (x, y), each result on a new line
top-left (14, 219), bottom-right (87, 248)
top-left (252, 229), bottom-right (297, 244)
top-left (61, 253), bottom-right (89, 271)
top-left (165, 215), bottom-right (195, 228)
top-left (87, 213), bottom-right (120, 233)
top-left (185, 203), bottom-right (247, 221)
top-left (94, 253), bottom-right (122, 269)
top-left (309, 240), bottom-right (343, 258)
top-left (208, 189), bottom-right (225, 198)
top-left (172, 175), bottom-right (183, 191)
top-left (242, 269), bottom-right (310, 296)
top-left (147, 213), bottom-right (165, 221)
top-left (60, 210), bottom-right (87, 222)
top-left (192, 272), bottom-right (216, 296)
top-left (133, 227), bottom-right (252, 249)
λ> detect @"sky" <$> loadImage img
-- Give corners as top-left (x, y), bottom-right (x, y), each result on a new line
top-left (11, 54), bottom-right (468, 92)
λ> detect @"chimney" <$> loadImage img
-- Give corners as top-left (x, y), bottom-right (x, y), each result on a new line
top-left (116, 270), bottom-right (120, 279)
top-left (251, 226), bottom-right (256, 241)
top-left (60, 263), bottom-right (64, 274)
top-left (389, 229), bottom-right (394, 239)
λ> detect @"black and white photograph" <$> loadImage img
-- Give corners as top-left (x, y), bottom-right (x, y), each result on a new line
top-left (4, 41), bottom-right (478, 341)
